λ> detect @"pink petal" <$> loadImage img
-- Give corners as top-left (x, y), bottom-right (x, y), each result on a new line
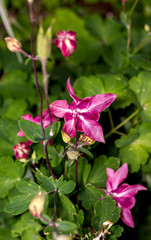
top-left (50, 100), bottom-right (69, 118)
top-left (113, 196), bottom-right (136, 209)
top-left (113, 183), bottom-right (147, 198)
top-left (21, 114), bottom-right (34, 121)
top-left (111, 163), bottom-right (128, 190)
top-left (106, 168), bottom-right (115, 192)
top-left (62, 119), bottom-right (76, 138)
top-left (66, 78), bottom-right (81, 104)
top-left (81, 118), bottom-right (105, 142)
top-left (86, 94), bottom-right (117, 114)
top-left (17, 129), bottom-right (25, 137)
top-left (120, 208), bottom-right (134, 228)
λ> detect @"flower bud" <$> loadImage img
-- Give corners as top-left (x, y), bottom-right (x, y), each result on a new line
top-left (5, 37), bottom-right (22, 52)
top-left (121, 0), bottom-right (127, 6)
top-left (56, 235), bottom-right (72, 240)
top-left (67, 150), bottom-right (81, 160)
top-left (54, 30), bottom-right (77, 58)
top-left (37, 20), bottom-right (54, 60)
top-left (13, 142), bottom-right (30, 161)
top-left (29, 192), bottom-right (46, 217)
top-left (61, 131), bottom-right (71, 143)
top-left (79, 134), bottom-right (95, 145)
top-left (144, 24), bottom-right (150, 32)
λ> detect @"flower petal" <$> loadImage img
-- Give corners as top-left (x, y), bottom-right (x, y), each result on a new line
top-left (106, 168), bottom-right (115, 192)
top-left (62, 119), bottom-right (76, 138)
top-left (111, 163), bottom-right (128, 190)
top-left (113, 183), bottom-right (147, 198)
top-left (86, 94), bottom-right (117, 113)
top-left (50, 100), bottom-right (69, 118)
top-left (66, 78), bottom-right (81, 104)
top-left (81, 118), bottom-right (105, 142)
top-left (113, 196), bottom-right (136, 209)
top-left (120, 208), bottom-right (134, 228)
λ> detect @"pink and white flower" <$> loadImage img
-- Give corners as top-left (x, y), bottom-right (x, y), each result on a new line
top-left (13, 142), bottom-right (30, 160)
top-left (105, 163), bottom-right (147, 227)
top-left (54, 30), bottom-right (77, 58)
top-left (50, 78), bottom-right (116, 142)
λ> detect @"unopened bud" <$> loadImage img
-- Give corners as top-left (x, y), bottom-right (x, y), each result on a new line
top-left (27, 0), bottom-right (33, 3)
top-left (31, 150), bottom-right (36, 160)
top-left (67, 150), bottom-right (81, 160)
top-left (37, 20), bottom-right (54, 60)
top-left (61, 131), bottom-right (71, 143)
top-left (144, 24), bottom-right (150, 32)
top-left (5, 37), bottom-right (22, 52)
top-left (79, 134), bottom-right (95, 145)
top-left (53, 233), bottom-right (72, 240)
top-left (29, 192), bottom-right (46, 217)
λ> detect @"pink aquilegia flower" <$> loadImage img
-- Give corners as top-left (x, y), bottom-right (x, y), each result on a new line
top-left (50, 78), bottom-right (117, 142)
top-left (17, 109), bottom-right (57, 144)
top-left (104, 163), bottom-right (147, 227)
top-left (54, 30), bottom-right (77, 58)
top-left (13, 142), bottom-right (31, 160)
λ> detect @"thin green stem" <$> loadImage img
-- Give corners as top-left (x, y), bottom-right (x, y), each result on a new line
top-left (107, 109), bottom-right (114, 130)
top-left (105, 109), bottom-right (139, 139)
top-left (129, 0), bottom-right (139, 17)
top-left (132, 32), bottom-right (151, 55)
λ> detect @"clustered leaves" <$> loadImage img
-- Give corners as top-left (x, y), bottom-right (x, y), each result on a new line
top-left (0, 0), bottom-right (150, 239)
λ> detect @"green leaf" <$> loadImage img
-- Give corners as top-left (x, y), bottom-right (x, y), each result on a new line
top-left (37, 144), bottom-right (63, 167)
top-left (4, 99), bottom-right (27, 120)
top-left (88, 156), bottom-right (120, 187)
top-left (5, 181), bottom-right (43, 215)
top-left (11, 212), bottom-right (42, 239)
top-left (74, 75), bottom-right (134, 110)
top-left (36, 171), bottom-right (75, 195)
top-left (57, 194), bottom-right (76, 221)
top-left (115, 123), bottom-right (151, 172)
top-left (18, 119), bottom-right (60, 143)
top-left (129, 71), bottom-right (151, 121)
top-left (68, 158), bottom-right (91, 186)
top-left (94, 196), bottom-right (121, 226)
top-left (0, 70), bottom-right (37, 104)
top-left (58, 221), bottom-right (77, 234)
top-left (0, 229), bottom-right (14, 240)
top-left (0, 118), bottom-right (24, 153)
top-left (107, 225), bottom-right (124, 240)
top-left (79, 185), bottom-right (104, 210)
top-left (80, 147), bottom-right (93, 158)
top-left (0, 157), bottom-right (24, 198)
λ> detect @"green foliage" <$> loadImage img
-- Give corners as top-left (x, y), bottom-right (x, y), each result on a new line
top-left (0, 0), bottom-right (150, 239)
top-left (0, 157), bottom-right (24, 198)
top-left (18, 120), bottom-right (60, 143)
top-left (5, 181), bottom-right (43, 215)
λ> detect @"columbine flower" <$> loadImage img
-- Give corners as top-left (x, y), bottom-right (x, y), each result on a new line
top-left (50, 78), bottom-right (116, 142)
top-left (17, 109), bottom-right (57, 140)
top-left (13, 142), bottom-right (30, 161)
top-left (5, 37), bottom-right (22, 52)
top-left (104, 163), bottom-right (147, 227)
top-left (54, 30), bottom-right (77, 58)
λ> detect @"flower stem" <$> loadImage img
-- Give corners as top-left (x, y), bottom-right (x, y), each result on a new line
top-left (43, 141), bottom-right (57, 179)
top-left (75, 115), bottom-right (79, 204)
top-left (105, 109), bottom-right (139, 139)
top-left (129, 0), bottom-right (139, 17)
top-left (19, 49), bottom-right (39, 60)
top-left (28, 1), bottom-right (45, 139)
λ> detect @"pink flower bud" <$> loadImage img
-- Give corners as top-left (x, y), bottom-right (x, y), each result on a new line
top-left (5, 37), bottom-right (22, 52)
top-left (54, 30), bottom-right (77, 58)
top-left (121, 0), bottom-right (127, 6)
top-left (29, 192), bottom-right (46, 217)
top-left (13, 142), bottom-right (30, 160)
